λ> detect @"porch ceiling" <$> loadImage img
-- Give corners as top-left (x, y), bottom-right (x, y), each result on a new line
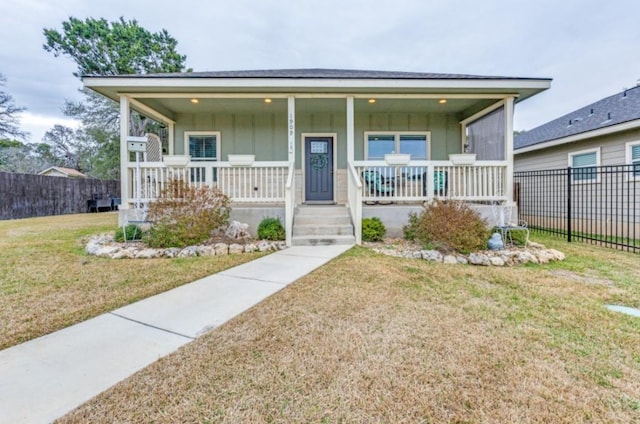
top-left (128, 96), bottom-right (498, 120)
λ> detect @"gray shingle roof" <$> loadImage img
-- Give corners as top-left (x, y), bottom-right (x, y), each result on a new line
top-left (515, 85), bottom-right (640, 150)
top-left (100, 68), bottom-right (543, 81)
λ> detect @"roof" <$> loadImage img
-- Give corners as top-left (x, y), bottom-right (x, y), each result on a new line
top-left (91, 68), bottom-right (544, 81)
top-left (39, 166), bottom-right (88, 178)
top-left (83, 68), bottom-right (551, 105)
top-left (515, 85), bottom-right (640, 151)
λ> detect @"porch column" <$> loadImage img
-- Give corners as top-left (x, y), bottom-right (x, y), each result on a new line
top-left (505, 96), bottom-right (515, 203)
top-left (119, 96), bottom-right (130, 212)
top-left (346, 96), bottom-right (354, 163)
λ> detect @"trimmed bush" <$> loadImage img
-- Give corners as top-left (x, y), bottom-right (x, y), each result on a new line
top-left (362, 217), bottom-right (386, 242)
top-left (257, 217), bottom-right (285, 241)
top-left (145, 179), bottom-right (231, 248)
top-left (114, 224), bottom-right (143, 242)
top-left (409, 200), bottom-right (490, 254)
top-left (402, 212), bottom-right (419, 241)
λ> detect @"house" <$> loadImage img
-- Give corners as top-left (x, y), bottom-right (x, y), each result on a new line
top-left (514, 84), bottom-right (640, 171)
top-left (83, 68), bottom-right (550, 245)
top-left (514, 84), bottom-right (640, 243)
top-left (39, 166), bottom-right (88, 178)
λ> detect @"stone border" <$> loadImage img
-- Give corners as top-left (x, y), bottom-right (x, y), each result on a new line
top-left (85, 234), bottom-right (286, 259)
top-left (365, 241), bottom-right (565, 266)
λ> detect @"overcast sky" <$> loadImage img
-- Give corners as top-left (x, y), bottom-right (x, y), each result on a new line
top-left (1, 0), bottom-right (639, 143)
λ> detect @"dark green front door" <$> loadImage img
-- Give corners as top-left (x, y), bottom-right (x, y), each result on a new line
top-left (305, 137), bottom-right (333, 202)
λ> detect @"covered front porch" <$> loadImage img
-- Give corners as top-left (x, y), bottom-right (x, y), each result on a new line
top-left (83, 69), bottom-right (550, 245)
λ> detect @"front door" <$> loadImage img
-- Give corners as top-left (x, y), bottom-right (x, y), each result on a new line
top-left (304, 136), bottom-right (334, 203)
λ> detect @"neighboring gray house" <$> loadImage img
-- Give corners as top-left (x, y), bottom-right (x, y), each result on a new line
top-left (514, 84), bottom-right (640, 240)
top-left (515, 84), bottom-right (640, 173)
top-left (83, 68), bottom-right (550, 245)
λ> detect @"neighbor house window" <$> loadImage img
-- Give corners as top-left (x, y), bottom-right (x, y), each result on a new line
top-left (365, 132), bottom-right (429, 160)
top-left (626, 141), bottom-right (640, 180)
top-left (569, 148), bottom-right (599, 182)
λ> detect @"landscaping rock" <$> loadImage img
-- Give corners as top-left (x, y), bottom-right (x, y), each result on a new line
top-left (489, 256), bottom-right (505, 267)
top-left (421, 250), bottom-right (443, 262)
top-left (468, 253), bottom-right (490, 266)
top-left (135, 248), bottom-right (160, 259)
top-left (244, 243), bottom-right (256, 253)
top-left (178, 246), bottom-right (199, 258)
top-left (443, 255), bottom-right (458, 264)
top-left (258, 241), bottom-right (272, 252)
top-left (229, 243), bottom-right (244, 254)
top-left (196, 245), bottom-right (216, 256)
top-left (214, 243), bottom-right (229, 255)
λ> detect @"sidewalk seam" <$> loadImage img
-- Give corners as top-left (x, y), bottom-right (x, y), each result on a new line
top-left (109, 312), bottom-right (196, 340)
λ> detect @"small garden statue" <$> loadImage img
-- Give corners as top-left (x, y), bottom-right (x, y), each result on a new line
top-left (487, 232), bottom-right (504, 250)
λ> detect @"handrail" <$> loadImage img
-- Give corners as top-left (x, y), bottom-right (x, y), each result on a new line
top-left (347, 161), bottom-right (363, 244)
top-left (284, 161), bottom-right (295, 247)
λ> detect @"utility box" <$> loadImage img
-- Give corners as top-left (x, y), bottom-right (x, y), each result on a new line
top-left (127, 136), bottom-right (147, 152)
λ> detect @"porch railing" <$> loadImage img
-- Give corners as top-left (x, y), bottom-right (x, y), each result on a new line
top-left (285, 161), bottom-right (295, 246)
top-left (352, 160), bottom-right (508, 203)
top-left (347, 162), bottom-right (363, 244)
top-left (126, 161), bottom-right (289, 205)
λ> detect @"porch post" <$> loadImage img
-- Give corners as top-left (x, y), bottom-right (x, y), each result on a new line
top-left (505, 96), bottom-right (515, 203)
top-left (347, 96), bottom-right (354, 163)
top-left (285, 96), bottom-right (295, 246)
top-left (119, 96), bottom-right (130, 214)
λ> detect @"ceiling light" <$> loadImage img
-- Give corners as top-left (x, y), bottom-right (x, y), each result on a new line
top-left (264, 98), bottom-right (272, 104)
top-left (368, 99), bottom-right (376, 104)
top-left (439, 99), bottom-right (447, 104)
top-left (190, 98), bottom-right (199, 104)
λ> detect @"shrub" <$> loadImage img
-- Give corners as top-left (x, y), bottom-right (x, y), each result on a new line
top-left (410, 200), bottom-right (490, 254)
top-left (145, 179), bottom-right (231, 248)
top-left (114, 224), bottom-right (143, 242)
top-left (402, 212), bottom-right (419, 241)
top-left (362, 217), bottom-right (386, 242)
top-left (257, 217), bottom-right (285, 240)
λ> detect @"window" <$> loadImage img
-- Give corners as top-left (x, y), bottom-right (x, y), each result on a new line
top-left (626, 141), bottom-right (640, 180)
top-left (184, 131), bottom-right (220, 161)
top-left (365, 132), bottom-right (429, 160)
top-left (569, 148), bottom-right (599, 182)
top-left (184, 131), bottom-right (220, 183)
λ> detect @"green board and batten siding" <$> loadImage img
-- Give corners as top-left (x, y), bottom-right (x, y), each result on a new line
top-left (173, 109), bottom-right (463, 167)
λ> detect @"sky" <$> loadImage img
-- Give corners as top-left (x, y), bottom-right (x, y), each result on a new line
top-left (1, 0), bottom-right (639, 144)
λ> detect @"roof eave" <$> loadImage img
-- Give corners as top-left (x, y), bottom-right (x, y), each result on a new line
top-left (515, 118), bottom-right (640, 154)
top-left (83, 76), bottom-right (551, 101)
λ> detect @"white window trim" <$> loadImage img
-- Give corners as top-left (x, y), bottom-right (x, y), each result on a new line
top-left (184, 131), bottom-right (221, 161)
top-left (568, 147), bottom-right (600, 184)
top-left (625, 140), bottom-right (640, 181)
top-left (364, 131), bottom-right (431, 160)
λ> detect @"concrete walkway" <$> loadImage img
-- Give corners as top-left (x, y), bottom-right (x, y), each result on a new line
top-left (0, 245), bottom-right (352, 424)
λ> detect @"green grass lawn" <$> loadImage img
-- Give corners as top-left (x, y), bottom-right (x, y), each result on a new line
top-left (57, 231), bottom-right (640, 423)
top-left (0, 213), bottom-right (264, 350)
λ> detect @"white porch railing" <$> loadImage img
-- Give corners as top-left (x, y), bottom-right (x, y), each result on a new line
top-left (347, 162), bottom-right (363, 244)
top-left (352, 160), bottom-right (508, 203)
top-left (284, 161), bottom-right (295, 246)
top-left (126, 161), bottom-right (289, 205)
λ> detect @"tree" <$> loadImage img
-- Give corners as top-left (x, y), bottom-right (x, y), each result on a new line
top-left (0, 139), bottom-right (52, 174)
top-left (0, 74), bottom-right (28, 140)
top-left (43, 17), bottom-right (187, 77)
top-left (43, 17), bottom-right (189, 178)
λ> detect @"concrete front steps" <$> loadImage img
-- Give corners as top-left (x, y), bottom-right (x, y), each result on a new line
top-left (292, 205), bottom-right (356, 246)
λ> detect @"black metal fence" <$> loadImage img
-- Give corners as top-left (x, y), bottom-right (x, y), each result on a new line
top-left (514, 165), bottom-right (640, 253)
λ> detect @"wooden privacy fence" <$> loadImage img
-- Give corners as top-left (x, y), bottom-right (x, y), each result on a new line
top-left (0, 172), bottom-right (120, 220)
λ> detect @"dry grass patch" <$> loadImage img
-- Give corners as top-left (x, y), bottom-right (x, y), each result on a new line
top-left (60, 239), bottom-right (640, 423)
top-left (0, 213), bottom-right (264, 349)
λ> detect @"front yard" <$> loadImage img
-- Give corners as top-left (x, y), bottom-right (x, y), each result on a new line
top-left (55, 233), bottom-right (640, 422)
top-left (0, 213), bottom-right (264, 350)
